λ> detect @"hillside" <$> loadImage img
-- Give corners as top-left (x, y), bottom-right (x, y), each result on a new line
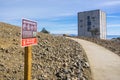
top-left (69, 37), bottom-right (120, 80)
top-left (0, 22), bottom-right (91, 80)
top-left (77, 37), bottom-right (120, 56)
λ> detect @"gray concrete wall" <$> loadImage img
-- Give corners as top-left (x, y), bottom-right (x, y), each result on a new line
top-left (78, 10), bottom-right (106, 39)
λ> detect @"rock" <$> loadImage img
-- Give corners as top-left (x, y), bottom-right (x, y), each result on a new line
top-left (12, 70), bottom-right (17, 74)
top-left (16, 32), bottom-right (21, 37)
top-left (0, 22), bottom-right (91, 80)
top-left (56, 72), bottom-right (61, 78)
top-left (45, 47), bottom-right (49, 51)
top-left (0, 64), bottom-right (5, 71)
top-left (5, 49), bottom-right (10, 53)
top-left (13, 39), bottom-right (16, 41)
top-left (83, 62), bottom-right (90, 68)
top-left (0, 47), bottom-right (5, 51)
top-left (80, 76), bottom-right (86, 80)
top-left (63, 63), bottom-right (68, 67)
top-left (37, 35), bottom-right (41, 38)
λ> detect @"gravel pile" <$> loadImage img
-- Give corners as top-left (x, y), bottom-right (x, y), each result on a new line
top-left (0, 22), bottom-right (92, 80)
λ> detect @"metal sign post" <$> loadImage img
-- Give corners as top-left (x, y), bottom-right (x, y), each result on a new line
top-left (21, 19), bottom-right (37, 80)
top-left (24, 46), bottom-right (32, 80)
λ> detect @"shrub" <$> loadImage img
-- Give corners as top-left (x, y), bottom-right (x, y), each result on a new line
top-left (41, 28), bottom-right (50, 34)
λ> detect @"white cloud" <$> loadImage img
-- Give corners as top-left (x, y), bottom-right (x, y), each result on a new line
top-left (0, 0), bottom-right (120, 35)
top-left (1, 0), bottom-right (120, 19)
top-left (108, 24), bottom-right (120, 27)
top-left (107, 16), bottom-right (119, 18)
top-left (51, 30), bottom-right (77, 34)
top-left (102, 1), bottom-right (120, 6)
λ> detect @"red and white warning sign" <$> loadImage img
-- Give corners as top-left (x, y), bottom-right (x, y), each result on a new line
top-left (21, 19), bottom-right (37, 47)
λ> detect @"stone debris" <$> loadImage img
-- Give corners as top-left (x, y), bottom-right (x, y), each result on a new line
top-left (0, 22), bottom-right (92, 80)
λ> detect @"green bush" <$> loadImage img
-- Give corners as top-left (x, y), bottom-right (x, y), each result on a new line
top-left (41, 28), bottom-right (50, 34)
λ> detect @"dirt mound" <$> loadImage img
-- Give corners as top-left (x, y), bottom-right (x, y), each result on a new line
top-left (0, 22), bottom-right (91, 80)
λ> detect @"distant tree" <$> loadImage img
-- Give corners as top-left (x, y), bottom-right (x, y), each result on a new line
top-left (90, 28), bottom-right (99, 38)
top-left (117, 37), bottom-right (120, 40)
top-left (41, 28), bottom-right (50, 34)
top-left (63, 34), bottom-right (70, 37)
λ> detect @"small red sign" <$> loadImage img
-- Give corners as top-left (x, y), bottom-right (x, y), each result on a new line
top-left (22, 19), bottom-right (37, 47)
top-left (22, 38), bottom-right (37, 46)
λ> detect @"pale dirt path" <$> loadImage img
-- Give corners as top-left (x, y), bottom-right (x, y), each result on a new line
top-left (68, 38), bottom-right (120, 80)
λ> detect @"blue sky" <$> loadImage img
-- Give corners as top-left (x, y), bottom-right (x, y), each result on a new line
top-left (0, 0), bottom-right (120, 35)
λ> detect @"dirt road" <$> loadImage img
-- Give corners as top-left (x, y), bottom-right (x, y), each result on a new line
top-left (68, 38), bottom-right (120, 80)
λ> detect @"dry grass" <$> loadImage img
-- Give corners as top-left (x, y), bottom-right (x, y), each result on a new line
top-left (76, 36), bottom-right (120, 56)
